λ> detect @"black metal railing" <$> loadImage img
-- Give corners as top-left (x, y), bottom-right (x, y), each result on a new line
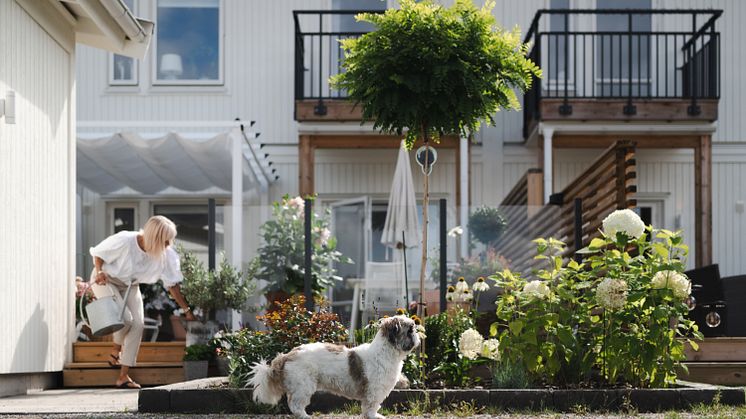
top-left (523, 9), bottom-right (722, 138)
top-left (293, 10), bottom-right (384, 109)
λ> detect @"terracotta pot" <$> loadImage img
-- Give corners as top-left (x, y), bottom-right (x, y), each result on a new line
top-left (170, 315), bottom-right (187, 341)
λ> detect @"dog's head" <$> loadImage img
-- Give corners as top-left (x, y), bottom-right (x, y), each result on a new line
top-left (379, 315), bottom-right (420, 353)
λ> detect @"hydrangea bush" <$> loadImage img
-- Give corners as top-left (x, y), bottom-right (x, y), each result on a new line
top-left (490, 209), bottom-right (702, 388)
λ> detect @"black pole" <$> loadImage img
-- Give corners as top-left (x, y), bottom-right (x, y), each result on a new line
top-left (439, 199), bottom-right (447, 313)
top-left (402, 230), bottom-right (409, 308)
top-left (208, 198), bottom-right (216, 271)
top-left (304, 198), bottom-right (313, 311)
top-left (574, 198), bottom-right (583, 262)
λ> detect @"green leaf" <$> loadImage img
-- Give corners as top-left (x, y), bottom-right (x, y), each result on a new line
top-left (589, 238), bottom-right (606, 249)
top-left (509, 320), bottom-right (524, 336)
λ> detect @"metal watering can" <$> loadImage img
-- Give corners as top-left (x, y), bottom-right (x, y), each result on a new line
top-left (78, 281), bottom-right (133, 337)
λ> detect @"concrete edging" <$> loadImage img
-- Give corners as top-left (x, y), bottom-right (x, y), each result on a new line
top-left (138, 377), bottom-right (745, 414)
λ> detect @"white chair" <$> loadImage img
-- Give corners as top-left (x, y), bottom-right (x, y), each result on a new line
top-left (361, 262), bottom-right (407, 323)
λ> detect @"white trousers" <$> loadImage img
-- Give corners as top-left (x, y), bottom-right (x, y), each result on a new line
top-left (90, 273), bottom-right (143, 367)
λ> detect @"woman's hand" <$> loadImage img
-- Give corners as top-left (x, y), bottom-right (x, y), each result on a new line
top-left (94, 270), bottom-right (108, 285)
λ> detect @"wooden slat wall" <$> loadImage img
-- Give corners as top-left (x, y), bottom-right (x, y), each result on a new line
top-left (0, 1), bottom-right (74, 373)
top-left (495, 141), bottom-right (637, 272)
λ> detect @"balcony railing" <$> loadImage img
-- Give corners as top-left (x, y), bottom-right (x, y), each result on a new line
top-left (523, 9), bottom-right (722, 138)
top-left (294, 10), bottom-right (384, 109)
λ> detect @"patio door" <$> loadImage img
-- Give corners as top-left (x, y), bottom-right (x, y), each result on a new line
top-left (330, 196), bottom-right (371, 280)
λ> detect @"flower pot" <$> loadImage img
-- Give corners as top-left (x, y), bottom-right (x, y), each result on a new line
top-left (170, 315), bottom-right (187, 341)
top-left (214, 357), bottom-right (230, 376)
top-left (186, 320), bottom-right (219, 346)
top-left (183, 360), bottom-right (209, 381)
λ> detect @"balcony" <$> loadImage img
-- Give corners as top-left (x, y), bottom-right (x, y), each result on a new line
top-left (522, 9), bottom-right (722, 139)
top-left (293, 10), bottom-right (383, 121)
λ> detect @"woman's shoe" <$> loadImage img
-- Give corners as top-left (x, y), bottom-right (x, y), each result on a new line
top-left (107, 353), bottom-right (120, 368)
top-left (115, 379), bottom-right (141, 389)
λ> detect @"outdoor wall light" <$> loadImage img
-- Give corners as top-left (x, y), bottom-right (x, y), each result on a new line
top-left (0, 91), bottom-right (16, 124)
top-left (416, 145), bottom-right (437, 176)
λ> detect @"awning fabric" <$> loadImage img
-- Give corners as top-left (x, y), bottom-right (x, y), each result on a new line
top-left (381, 140), bottom-right (421, 249)
top-left (77, 131), bottom-right (270, 195)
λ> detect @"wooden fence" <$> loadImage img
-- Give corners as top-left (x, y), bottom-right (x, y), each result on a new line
top-left (495, 140), bottom-right (637, 272)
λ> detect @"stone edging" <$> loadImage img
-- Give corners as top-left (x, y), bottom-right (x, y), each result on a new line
top-left (138, 377), bottom-right (745, 414)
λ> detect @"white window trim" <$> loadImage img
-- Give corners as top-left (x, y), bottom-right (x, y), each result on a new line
top-left (107, 0), bottom-right (139, 86)
top-left (107, 203), bottom-right (139, 236)
top-left (151, 0), bottom-right (225, 86)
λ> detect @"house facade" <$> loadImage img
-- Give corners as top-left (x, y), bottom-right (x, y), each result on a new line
top-left (0, 0), bottom-right (152, 397)
top-left (75, 0), bottom-right (746, 322)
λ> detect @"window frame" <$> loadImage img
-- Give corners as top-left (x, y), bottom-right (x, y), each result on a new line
top-left (108, 0), bottom-right (139, 86)
top-left (151, 0), bottom-right (225, 86)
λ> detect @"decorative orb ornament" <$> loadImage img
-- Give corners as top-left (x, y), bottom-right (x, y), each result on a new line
top-left (415, 145), bottom-right (437, 176)
top-left (684, 295), bottom-right (697, 311)
top-left (706, 311), bottom-right (721, 328)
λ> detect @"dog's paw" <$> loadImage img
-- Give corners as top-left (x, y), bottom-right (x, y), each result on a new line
top-left (394, 373), bottom-right (410, 389)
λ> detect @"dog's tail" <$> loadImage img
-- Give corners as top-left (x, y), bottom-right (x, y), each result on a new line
top-left (248, 358), bottom-right (285, 406)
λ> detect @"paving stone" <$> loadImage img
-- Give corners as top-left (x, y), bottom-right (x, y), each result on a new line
top-left (170, 389), bottom-right (239, 413)
top-left (679, 387), bottom-right (745, 407)
top-left (627, 388), bottom-right (682, 412)
top-left (552, 389), bottom-right (626, 412)
top-left (442, 389), bottom-right (490, 407)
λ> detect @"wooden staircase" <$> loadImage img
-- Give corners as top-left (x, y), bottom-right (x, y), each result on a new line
top-left (681, 338), bottom-right (746, 386)
top-left (63, 342), bottom-right (186, 387)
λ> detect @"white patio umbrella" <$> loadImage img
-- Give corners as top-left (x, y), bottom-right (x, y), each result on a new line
top-left (381, 140), bottom-right (421, 305)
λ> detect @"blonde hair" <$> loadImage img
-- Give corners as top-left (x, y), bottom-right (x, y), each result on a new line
top-left (141, 215), bottom-right (177, 257)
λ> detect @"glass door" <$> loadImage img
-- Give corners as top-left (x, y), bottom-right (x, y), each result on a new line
top-left (330, 196), bottom-right (371, 280)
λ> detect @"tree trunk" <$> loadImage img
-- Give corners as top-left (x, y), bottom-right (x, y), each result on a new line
top-left (418, 128), bottom-right (430, 320)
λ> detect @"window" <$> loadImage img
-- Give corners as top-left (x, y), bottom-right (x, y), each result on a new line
top-left (547, 0), bottom-right (570, 85)
top-left (109, 0), bottom-right (138, 85)
top-left (112, 207), bottom-right (137, 234)
top-left (154, 0), bottom-right (222, 85)
top-left (153, 204), bottom-right (224, 266)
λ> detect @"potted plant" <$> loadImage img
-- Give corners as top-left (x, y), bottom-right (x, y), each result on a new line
top-left (183, 343), bottom-right (212, 381)
top-left (178, 248), bottom-right (257, 344)
top-left (141, 281), bottom-right (183, 341)
top-left (254, 195), bottom-right (351, 309)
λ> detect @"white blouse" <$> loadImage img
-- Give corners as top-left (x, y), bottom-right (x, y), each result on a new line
top-left (89, 231), bottom-right (183, 288)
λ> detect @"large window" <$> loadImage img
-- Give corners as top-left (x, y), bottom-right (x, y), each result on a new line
top-left (109, 0), bottom-right (138, 85)
top-left (153, 204), bottom-right (224, 266)
top-left (154, 0), bottom-right (222, 85)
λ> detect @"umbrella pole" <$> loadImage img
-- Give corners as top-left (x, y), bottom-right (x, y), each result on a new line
top-left (402, 230), bottom-right (409, 309)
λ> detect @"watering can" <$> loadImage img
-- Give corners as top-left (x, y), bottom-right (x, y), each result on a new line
top-left (78, 280), bottom-right (133, 337)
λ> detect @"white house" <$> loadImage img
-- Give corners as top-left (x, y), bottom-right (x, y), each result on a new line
top-left (75, 0), bottom-right (746, 326)
top-left (0, 0), bottom-right (153, 397)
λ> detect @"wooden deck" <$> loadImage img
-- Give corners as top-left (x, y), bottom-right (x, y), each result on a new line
top-left (63, 342), bottom-right (185, 387)
top-left (681, 338), bottom-right (746, 386)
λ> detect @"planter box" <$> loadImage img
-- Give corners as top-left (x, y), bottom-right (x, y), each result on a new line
top-left (183, 361), bottom-right (208, 381)
top-left (139, 377), bottom-right (745, 414)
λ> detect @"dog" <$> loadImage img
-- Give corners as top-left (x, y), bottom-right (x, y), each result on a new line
top-left (249, 315), bottom-right (420, 419)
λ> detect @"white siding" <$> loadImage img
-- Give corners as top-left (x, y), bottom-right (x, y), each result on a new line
top-left (0, 1), bottom-right (74, 373)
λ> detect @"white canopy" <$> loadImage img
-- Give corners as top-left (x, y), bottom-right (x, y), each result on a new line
top-left (77, 130), bottom-right (273, 195)
top-left (381, 141), bottom-right (421, 249)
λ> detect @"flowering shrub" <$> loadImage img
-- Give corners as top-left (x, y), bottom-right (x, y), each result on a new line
top-left (227, 295), bottom-right (348, 387)
top-left (254, 195), bottom-right (351, 296)
top-left (491, 210), bottom-right (702, 388)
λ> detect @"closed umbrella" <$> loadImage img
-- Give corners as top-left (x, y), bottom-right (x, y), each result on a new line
top-left (381, 141), bottom-right (421, 305)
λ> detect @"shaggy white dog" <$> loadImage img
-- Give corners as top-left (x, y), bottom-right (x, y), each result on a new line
top-left (249, 315), bottom-right (420, 419)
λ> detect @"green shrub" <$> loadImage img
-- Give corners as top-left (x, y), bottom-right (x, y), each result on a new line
top-left (183, 343), bottom-right (213, 361)
top-left (468, 206), bottom-right (507, 246)
top-left (491, 210), bottom-right (702, 388)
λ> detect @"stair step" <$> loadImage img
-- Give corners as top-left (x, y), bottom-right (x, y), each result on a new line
top-left (65, 361), bottom-right (183, 369)
top-left (680, 362), bottom-right (746, 386)
top-left (73, 341), bottom-right (185, 363)
top-left (63, 365), bottom-right (184, 387)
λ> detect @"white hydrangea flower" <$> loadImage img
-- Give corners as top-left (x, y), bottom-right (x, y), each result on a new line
top-left (596, 278), bottom-right (628, 310)
top-left (651, 270), bottom-right (691, 298)
top-left (602, 209), bottom-right (645, 239)
top-left (522, 280), bottom-right (551, 300)
top-left (473, 277), bottom-right (490, 292)
top-left (481, 339), bottom-right (500, 361)
top-left (455, 277), bottom-right (469, 293)
top-left (459, 328), bottom-right (484, 360)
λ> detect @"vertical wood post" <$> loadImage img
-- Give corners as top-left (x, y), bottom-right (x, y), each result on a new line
top-left (299, 135), bottom-right (314, 196)
top-left (526, 169), bottom-right (544, 217)
top-left (695, 134), bottom-right (713, 267)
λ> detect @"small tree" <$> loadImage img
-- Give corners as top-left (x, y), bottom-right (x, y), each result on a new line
top-left (333, 0), bottom-right (540, 315)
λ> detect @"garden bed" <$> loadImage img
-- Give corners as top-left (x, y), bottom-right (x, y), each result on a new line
top-left (138, 377), bottom-right (745, 414)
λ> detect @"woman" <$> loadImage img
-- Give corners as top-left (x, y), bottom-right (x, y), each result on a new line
top-left (90, 215), bottom-right (196, 389)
